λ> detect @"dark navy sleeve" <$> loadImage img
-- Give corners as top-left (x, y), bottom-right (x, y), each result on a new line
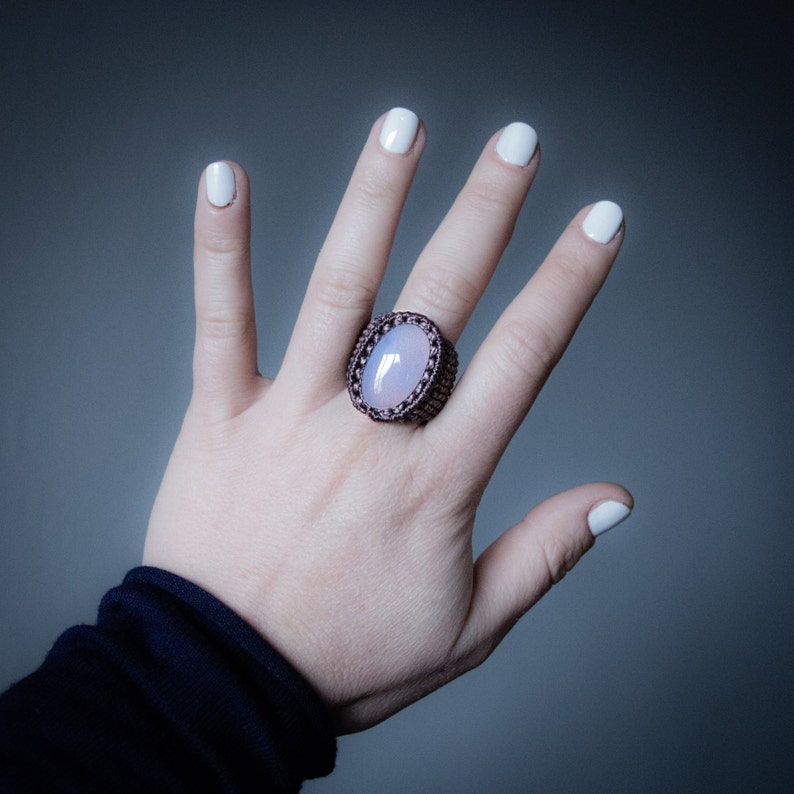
top-left (0, 566), bottom-right (336, 792)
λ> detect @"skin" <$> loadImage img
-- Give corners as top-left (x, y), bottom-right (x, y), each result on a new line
top-left (143, 111), bottom-right (633, 734)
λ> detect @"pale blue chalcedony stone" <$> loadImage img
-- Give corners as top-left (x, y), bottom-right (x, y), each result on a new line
top-left (361, 323), bottom-right (431, 410)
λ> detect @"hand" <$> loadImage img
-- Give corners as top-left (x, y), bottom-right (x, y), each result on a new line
top-left (143, 108), bottom-right (632, 734)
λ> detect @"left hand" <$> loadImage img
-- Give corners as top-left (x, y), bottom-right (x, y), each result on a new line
top-left (144, 109), bottom-right (632, 733)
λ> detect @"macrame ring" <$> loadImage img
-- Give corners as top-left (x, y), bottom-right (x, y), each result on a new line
top-left (347, 311), bottom-right (459, 424)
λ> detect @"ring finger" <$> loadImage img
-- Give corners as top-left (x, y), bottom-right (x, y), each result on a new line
top-left (279, 108), bottom-right (425, 404)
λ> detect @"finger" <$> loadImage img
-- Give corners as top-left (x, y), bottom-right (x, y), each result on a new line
top-left (395, 122), bottom-right (539, 342)
top-left (455, 483), bottom-right (634, 662)
top-left (193, 161), bottom-right (259, 416)
top-left (279, 108), bottom-right (425, 404)
top-left (435, 201), bottom-right (625, 476)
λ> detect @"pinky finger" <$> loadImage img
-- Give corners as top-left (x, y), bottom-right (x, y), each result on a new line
top-left (192, 161), bottom-right (261, 417)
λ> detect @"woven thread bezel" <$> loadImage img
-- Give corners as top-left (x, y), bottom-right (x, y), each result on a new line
top-left (347, 311), bottom-right (458, 423)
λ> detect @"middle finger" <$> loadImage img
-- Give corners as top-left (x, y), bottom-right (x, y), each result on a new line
top-left (395, 121), bottom-right (540, 343)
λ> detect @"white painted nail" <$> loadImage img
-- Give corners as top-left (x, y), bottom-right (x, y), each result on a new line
top-left (495, 122), bottom-right (538, 166)
top-left (379, 107), bottom-right (419, 154)
top-left (206, 161), bottom-right (235, 207)
top-left (582, 200), bottom-right (623, 243)
top-left (587, 500), bottom-right (632, 537)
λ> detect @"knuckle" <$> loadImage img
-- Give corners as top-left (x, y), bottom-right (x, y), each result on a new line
top-left (539, 532), bottom-right (580, 587)
top-left (492, 318), bottom-right (559, 385)
top-left (352, 159), bottom-right (397, 210)
top-left (450, 614), bottom-right (501, 673)
top-left (198, 229), bottom-right (247, 260)
top-left (539, 532), bottom-right (588, 587)
top-left (554, 249), bottom-right (588, 282)
top-left (198, 302), bottom-right (255, 341)
top-left (412, 268), bottom-right (478, 323)
top-left (457, 636), bottom-right (495, 674)
top-left (312, 260), bottom-right (376, 314)
top-left (551, 237), bottom-right (604, 286)
top-left (462, 177), bottom-right (515, 219)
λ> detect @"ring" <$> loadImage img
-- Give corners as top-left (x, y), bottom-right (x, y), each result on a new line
top-left (347, 311), bottom-right (458, 423)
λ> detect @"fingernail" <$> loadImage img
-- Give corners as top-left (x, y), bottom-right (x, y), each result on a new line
top-left (495, 122), bottom-right (538, 166)
top-left (587, 500), bottom-right (632, 537)
top-left (582, 200), bottom-right (623, 243)
top-left (379, 107), bottom-right (419, 154)
top-left (206, 161), bottom-right (235, 207)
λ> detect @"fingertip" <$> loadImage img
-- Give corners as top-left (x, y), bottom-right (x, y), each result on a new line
top-left (204, 161), bottom-right (233, 207)
top-left (494, 121), bottom-right (539, 168)
top-left (195, 162), bottom-right (251, 254)
top-left (198, 161), bottom-right (249, 211)
top-left (587, 500), bottom-right (632, 537)
top-left (378, 107), bottom-right (422, 155)
top-left (586, 483), bottom-right (634, 538)
top-left (581, 200), bottom-right (624, 244)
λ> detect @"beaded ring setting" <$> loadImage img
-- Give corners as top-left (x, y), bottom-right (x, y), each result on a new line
top-left (347, 311), bottom-right (458, 423)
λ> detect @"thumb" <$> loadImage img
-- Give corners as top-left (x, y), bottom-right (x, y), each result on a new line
top-left (457, 483), bottom-right (633, 662)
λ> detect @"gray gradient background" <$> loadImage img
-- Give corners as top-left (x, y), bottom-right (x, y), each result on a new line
top-left (2, 0), bottom-right (792, 791)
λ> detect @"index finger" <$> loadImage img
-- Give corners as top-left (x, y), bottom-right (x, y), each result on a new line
top-left (431, 201), bottom-right (625, 479)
